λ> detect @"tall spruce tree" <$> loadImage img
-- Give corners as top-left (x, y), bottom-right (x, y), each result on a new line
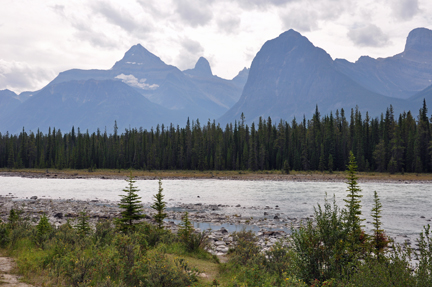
top-left (344, 151), bottom-right (365, 248)
top-left (117, 171), bottom-right (145, 232)
top-left (371, 190), bottom-right (388, 257)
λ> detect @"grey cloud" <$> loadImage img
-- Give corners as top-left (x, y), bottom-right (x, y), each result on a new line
top-left (280, 8), bottom-right (318, 32)
top-left (181, 37), bottom-right (204, 55)
top-left (216, 14), bottom-right (241, 34)
top-left (69, 18), bottom-right (119, 48)
top-left (92, 2), bottom-right (152, 35)
top-left (348, 24), bottom-right (389, 47)
top-left (390, 0), bottom-right (420, 21)
top-left (175, 0), bottom-right (213, 27)
top-left (50, 4), bottom-right (65, 15)
top-left (176, 38), bottom-right (204, 70)
top-left (74, 30), bottom-right (119, 48)
top-left (317, 0), bottom-right (355, 21)
top-left (0, 60), bottom-right (55, 93)
top-left (235, 0), bottom-right (296, 10)
top-left (279, 0), bottom-right (354, 33)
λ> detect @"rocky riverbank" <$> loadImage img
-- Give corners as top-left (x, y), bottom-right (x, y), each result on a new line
top-left (2, 170), bottom-right (432, 183)
top-left (0, 194), bottom-right (299, 255)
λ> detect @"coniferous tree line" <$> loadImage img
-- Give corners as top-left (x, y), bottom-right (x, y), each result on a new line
top-left (0, 100), bottom-right (431, 173)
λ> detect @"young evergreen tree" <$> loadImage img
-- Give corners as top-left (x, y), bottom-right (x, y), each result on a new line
top-left (151, 179), bottom-right (167, 229)
top-left (282, 159), bottom-right (290, 174)
top-left (35, 214), bottom-right (53, 247)
top-left (370, 190), bottom-right (388, 257)
top-left (344, 151), bottom-right (365, 248)
top-left (75, 210), bottom-right (91, 236)
top-left (328, 154), bottom-right (334, 173)
top-left (117, 171), bottom-right (145, 232)
top-left (178, 211), bottom-right (194, 244)
top-left (36, 214), bottom-right (52, 237)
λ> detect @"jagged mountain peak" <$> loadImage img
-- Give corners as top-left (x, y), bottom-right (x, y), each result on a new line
top-left (183, 57), bottom-right (213, 78)
top-left (275, 29), bottom-right (315, 47)
top-left (194, 57), bottom-right (212, 76)
top-left (112, 44), bottom-right (166, 70)
top-left (404, 27), bottom-right (432, 54)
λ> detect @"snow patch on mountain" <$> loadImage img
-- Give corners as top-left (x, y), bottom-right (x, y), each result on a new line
top-left (115, 74), bottom-right (159, 90)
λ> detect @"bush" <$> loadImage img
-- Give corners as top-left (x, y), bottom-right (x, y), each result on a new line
top-left (230, 230), bottom-right (261, 266)
top-left (145, 251), bottom-right (197, 286)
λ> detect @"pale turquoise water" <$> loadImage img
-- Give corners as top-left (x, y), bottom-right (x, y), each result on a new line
top-left (1, 177), bottom-right (431, 241)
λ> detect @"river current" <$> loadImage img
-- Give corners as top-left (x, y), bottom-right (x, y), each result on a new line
top-left (1, 176), bottom-right (431, 243)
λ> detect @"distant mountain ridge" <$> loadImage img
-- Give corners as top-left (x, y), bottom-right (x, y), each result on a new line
top-left (334, 28), bottom-right (432, 99)
top-left (1, 79), bottom-right (178, 133)
top-left (0, 44), bottom-right (247, 133)
top-left (2, 27), bottom-right (432, 134)
top-left (48, 44), bottom-right (243, 117)
top-left (220, 28), bottom-right (432, 125)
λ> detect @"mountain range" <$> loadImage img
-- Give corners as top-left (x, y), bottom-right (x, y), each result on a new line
top-left (0, 45), bottom-right (248, 133)
top-left (1, 27), bottom-right (432, 133)
top-left (220, 28), bottom-right (432, 124)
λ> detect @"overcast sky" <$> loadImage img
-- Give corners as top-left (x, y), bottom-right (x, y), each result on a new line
top-left (1, 0), bottom-right (431, 94)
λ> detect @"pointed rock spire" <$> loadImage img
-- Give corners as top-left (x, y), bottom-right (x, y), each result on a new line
top-left (183, 57), bottom-right (213, 77)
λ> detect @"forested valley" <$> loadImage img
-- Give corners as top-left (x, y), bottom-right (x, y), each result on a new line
top-left (1, 101), bottom-right (431, 173)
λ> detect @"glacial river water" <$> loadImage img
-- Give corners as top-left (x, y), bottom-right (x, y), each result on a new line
top-left (1, 176), bottom-right (431, 243)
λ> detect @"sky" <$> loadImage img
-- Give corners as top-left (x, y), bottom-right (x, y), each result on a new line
top-left (1, 0), bottom-right (432, 94)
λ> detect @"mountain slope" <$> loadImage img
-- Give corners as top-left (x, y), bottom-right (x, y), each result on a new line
top-left (183, 57), bottom-right (244, 110)
top-left (220, 29), bottom-right (408, 124)
top-left (0, 89), bottom-right (21, 117)
top-left (409, 83), bottom-right (432, 105)
top-left (0, 79), bottom-right (177, 134)
top-left (47, 45), bottom-right (244, 120)
top-left (334, 28), bottom-right (432, 99)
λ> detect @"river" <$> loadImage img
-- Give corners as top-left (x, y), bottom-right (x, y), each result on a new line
top-left (0, 176), bottom-right (431, 244)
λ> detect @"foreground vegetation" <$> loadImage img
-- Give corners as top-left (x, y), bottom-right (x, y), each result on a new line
top-left (1, 155), bottom-right (432, 286)
top-left (1, 102), bottom-right (431, 174)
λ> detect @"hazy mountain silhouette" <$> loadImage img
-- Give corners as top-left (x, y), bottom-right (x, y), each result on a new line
top-left (0, 89), bottom-right (21, 118)
top-left (220, 28), bottom-right (431, 125)
top-left (0, 79), bottom-right (178, 134)
top-left (334, 28), bottom-right (432, 99)
top-left (47, 44), bottom-right (244, 119)
top-left (183, 57), bottom-right (245, 110)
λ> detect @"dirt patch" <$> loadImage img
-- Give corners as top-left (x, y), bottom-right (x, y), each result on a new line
top-left (0, 257), bottom-right (33, 287)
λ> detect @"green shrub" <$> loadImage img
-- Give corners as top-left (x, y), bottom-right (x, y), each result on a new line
top-left (415, 224), bottom-right (432, 286)
top-left (230, 230), bottom-right (261, 266)
top-left (145, 251), bottom-right (197, 287)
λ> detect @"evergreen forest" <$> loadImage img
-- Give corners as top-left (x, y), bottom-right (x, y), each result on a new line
top-left (1, 101), bottom-right (431, 173)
